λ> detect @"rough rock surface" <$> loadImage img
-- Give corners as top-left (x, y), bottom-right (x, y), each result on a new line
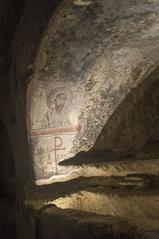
top-left (23, 0), bottom-right (159, 179)
top-left (40, 206), bottom-right (159, 239)
top-left (3, 0), bottom-right (159, 238)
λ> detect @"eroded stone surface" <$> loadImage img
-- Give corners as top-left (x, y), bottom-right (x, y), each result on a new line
top-left (52, 190), bottom-right (159, 219)
top-left (0, 0), bottom-right (158, 238)
top-left (40, 206), bottom-right (159, 239)
top-left (36, 158), bottom-right (159, 185)
top-left (26, 0), bottom-right (159, 180)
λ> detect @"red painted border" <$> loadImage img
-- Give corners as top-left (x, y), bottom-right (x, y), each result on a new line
top-left (31, 126), bottom-right (80, 136)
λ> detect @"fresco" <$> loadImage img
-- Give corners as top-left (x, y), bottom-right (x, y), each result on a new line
top-left (41, 87), bottom-right (72, 129)
top-left (28, 80), bottom-right (82, 179)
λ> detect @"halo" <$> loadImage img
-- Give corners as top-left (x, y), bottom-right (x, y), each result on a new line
top-left (47, 86), bottom-right (73, 109)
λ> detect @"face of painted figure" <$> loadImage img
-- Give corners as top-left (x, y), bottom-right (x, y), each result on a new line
top-left (51, 93), bottom-right (67, 112)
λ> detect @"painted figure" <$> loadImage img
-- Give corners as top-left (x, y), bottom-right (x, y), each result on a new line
top-left (41, 87), bottom-right (72, 129)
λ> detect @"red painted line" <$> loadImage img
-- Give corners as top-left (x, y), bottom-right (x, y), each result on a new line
top-left (30, 126), bottom-right (80, 136)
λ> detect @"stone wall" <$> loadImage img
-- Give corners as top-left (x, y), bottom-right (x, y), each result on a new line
top-left (0, 0), bottom-right (159, 238)
top-left (23, 0), bottom-right (159, 181)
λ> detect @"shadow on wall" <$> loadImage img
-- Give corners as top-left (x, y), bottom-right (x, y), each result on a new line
top-left (60, 66), bottom-right (159, 166)
top-left (0, 121), bottom-right (15, 199)
top-left (0, 121), bottom-right (16, 239)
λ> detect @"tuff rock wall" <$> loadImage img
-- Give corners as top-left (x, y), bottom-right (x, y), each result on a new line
top-left (0, 0), bottom-right (159, 238)
top-left (23, 0), bottom-right (159, 181)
